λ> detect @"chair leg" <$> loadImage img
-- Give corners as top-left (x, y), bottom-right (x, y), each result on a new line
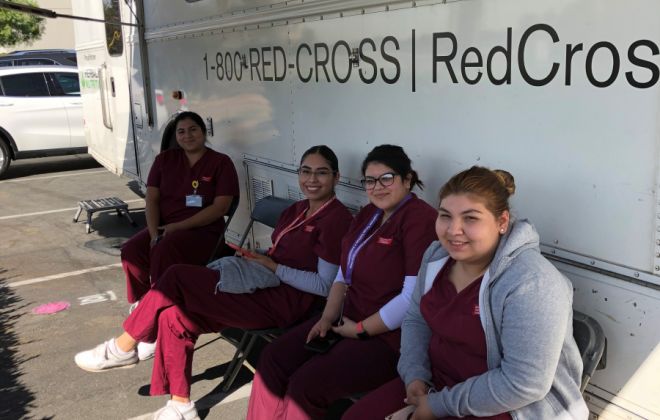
top-left (222, 333), bottom-right (259, 393)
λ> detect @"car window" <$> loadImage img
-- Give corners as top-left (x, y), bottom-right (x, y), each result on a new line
top-left (0, 73), bottom-right (49, 96)
top-left (16, 58), bottom-right (57, 66)
top-left (0, 61), bottom-right (12, 67)
top-left (52, 73), bottom-right (80, 96)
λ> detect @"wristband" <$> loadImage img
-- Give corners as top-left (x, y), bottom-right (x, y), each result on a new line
top-left (356, 320), bottom-right (370, 340)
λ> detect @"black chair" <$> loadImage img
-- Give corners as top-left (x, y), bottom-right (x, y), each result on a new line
top-left (236, 195), bottom-right (296, 247)
top-left (220, 195), bottom-right (295, 392)
top-left (572, 310), bottom-right (607, 392)
top-left (207, 195), bottom-right (240, 263)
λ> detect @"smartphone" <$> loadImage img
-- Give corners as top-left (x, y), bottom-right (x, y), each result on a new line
top-left (304, 331), bottom-right (342, 354)
top-left (227, 242), bottom-right (256, 258)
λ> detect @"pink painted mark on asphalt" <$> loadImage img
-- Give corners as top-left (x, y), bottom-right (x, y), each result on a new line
top-left (31, 301), bottom-right (71, 315)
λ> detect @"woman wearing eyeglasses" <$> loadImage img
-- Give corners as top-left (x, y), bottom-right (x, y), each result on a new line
top-left (74, 145), bottom-right (353, 420)
top-left (247, 144), bottom-right (438, 420)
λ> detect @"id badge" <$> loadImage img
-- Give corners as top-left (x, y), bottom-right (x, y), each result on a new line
top-left (186, 194), bottom-right (203, 207)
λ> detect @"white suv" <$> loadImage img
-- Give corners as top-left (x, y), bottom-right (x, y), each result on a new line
top-left (0, 66), bottom-right (86, 176)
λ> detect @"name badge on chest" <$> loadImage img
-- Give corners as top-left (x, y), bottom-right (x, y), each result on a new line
top-left (187, 179), bottom-right (203, 207)
top-left (186, 194), bottom-right (203, 207)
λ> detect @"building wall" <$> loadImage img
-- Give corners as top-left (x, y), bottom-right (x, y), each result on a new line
top-left (0, 0), bottom-right (74, 54)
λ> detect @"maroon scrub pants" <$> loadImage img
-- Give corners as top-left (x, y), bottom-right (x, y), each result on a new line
top-left (122, 264), bottom-right (317, 398)
top-left (342, 376), bottom-right (512, 420)
top-left (120, 227), bottom-right (220, 303)
top-left (246, 315), bottom-right (399, 420)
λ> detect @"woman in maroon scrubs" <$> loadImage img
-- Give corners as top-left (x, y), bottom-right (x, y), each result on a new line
top-left (75, 145), bottom-right (353, 420)
top-left (121, 111), bottom-right (239, 303)
top-left (246, 144), bottom-right (438, 420)
top-left (343, 166), bottom-right (586, 420)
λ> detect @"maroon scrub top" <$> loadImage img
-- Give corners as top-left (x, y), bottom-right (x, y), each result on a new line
top-left (421, 258), bottom-right (512, 420)
top-left (147, 148), bottom-right (239, 234)
top-left (269, 198), bottom-right (353, 272)
top-left (341, 195), bottom-right (437, 350)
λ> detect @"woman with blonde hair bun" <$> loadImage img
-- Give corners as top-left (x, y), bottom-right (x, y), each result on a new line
top-left (343, 166), bottom-right (587, 420)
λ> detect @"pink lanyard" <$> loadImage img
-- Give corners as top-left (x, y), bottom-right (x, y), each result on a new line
top-left (267, 197), bottom-right (336, 256)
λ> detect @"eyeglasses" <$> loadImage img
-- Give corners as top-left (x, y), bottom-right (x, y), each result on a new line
top-left (297, 168), bottom-right (336, 180)
top-left (361, 172), bottom-right (399, 190)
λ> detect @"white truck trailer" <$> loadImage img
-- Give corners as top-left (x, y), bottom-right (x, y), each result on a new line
top-left (70, 0), bottom-right (660, 418)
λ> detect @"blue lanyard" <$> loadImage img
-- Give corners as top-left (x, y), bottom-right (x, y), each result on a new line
top-left (344, 193), bottom-right (412, 285)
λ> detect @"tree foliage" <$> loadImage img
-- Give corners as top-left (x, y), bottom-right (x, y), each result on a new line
top-left (0, 0), bottom-right (45, 47)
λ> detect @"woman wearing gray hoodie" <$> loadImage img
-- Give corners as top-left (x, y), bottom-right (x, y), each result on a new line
top-left (343, 166), bottom-right (588, 420)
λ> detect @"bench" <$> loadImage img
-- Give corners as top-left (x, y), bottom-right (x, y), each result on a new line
top-left (73, 197), bottom-right (136, 233)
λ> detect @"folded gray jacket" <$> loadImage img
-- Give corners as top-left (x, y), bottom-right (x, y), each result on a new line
top-left (209, 255), bottom-right (338, 296)
top-left (398, 218), bottom-right (588, 420)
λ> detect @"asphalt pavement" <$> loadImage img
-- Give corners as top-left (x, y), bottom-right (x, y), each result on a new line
top-left (0, 155), bottom-right (253, 419)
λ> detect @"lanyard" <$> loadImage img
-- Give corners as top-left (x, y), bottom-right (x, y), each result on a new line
top-left (344, 193), bottom-right (412, 285)
top-left (268, 197), bottom-right (336, 256)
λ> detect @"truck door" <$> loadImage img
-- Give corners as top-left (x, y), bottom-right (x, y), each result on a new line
top-left (101, 0), bottom-right (141, 178)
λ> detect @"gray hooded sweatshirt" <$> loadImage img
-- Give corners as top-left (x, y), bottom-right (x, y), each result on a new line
top-left (398, 219), bottom-right (588, 419)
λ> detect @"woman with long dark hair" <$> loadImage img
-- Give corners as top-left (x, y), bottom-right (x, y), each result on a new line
top-left (75, 145), bottom-right (354, 420)
top-left (247, 145), bottom-right (438, 419)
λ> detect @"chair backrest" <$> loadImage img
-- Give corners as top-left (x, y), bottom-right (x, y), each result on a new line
top-left (572, 310), bottom-right (607, 392)
top-left (224, 195), bottom-right (240, 230)
top-left (206, 195), bottom-right (240, 263)
top-left (238, 195), bottom-right (296, 247)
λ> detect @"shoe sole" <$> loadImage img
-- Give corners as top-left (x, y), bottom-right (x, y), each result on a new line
top-left (76, 361), bottom-right (138, 373)
top-left (138, 354), bottom-right (154, 361)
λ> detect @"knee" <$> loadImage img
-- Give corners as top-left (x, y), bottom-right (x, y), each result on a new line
top-left (121, 232), bottom-right (148, 259)
top-left (121, 238), bottom-right (138, 260)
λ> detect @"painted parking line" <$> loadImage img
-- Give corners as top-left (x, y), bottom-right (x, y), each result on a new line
top-left (0, 198), bottom-right (144, 221)
top-left (127, 383), bottom-right (253, 420)
top-left (78, 290), bottom-right (118, 305)
top-left (8, 263), bottom-right (122, 287)
top-left (0, 169), bottom-right (107, 184)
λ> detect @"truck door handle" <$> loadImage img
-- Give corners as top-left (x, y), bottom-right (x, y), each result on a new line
top-left (0, 103), bottom-right (14, 106)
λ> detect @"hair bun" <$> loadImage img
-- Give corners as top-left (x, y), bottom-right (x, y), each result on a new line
top-left (493, 169), bottom-right (516, 196)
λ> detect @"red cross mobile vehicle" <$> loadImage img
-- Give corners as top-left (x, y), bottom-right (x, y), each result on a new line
top-left (68, 1), bottom-right (660, 418)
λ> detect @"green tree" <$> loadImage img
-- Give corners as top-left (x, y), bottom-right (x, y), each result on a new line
top-left (0, 0), bottom-right (45, 47)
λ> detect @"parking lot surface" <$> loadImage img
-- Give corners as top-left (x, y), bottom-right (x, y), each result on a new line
top-left (0, 156), bottom-right (252, 419)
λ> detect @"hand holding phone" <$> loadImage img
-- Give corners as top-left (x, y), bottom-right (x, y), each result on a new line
top-left (304, 330), bottom-right (342, 353)
top-left (227, 242), bottom-right (256, 258)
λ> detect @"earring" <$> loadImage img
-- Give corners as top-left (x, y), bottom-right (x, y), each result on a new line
top-left (500, 229), bottom-right (505, 234)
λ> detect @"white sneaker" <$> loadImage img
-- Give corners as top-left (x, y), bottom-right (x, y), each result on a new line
top-left (138, 341), bottom-right (156, 361)
top-left (74, 339), bottom-right (138, 372)
top-left (153, 400), bottom-right (200, 420)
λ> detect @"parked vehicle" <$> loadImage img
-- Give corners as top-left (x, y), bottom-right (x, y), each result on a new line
top-left (0, 49), bottom-right (78, 67)
top-left (71, 0), bottom-right (660, 418)
top-left (0, 66), bottom-right (86, 176)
